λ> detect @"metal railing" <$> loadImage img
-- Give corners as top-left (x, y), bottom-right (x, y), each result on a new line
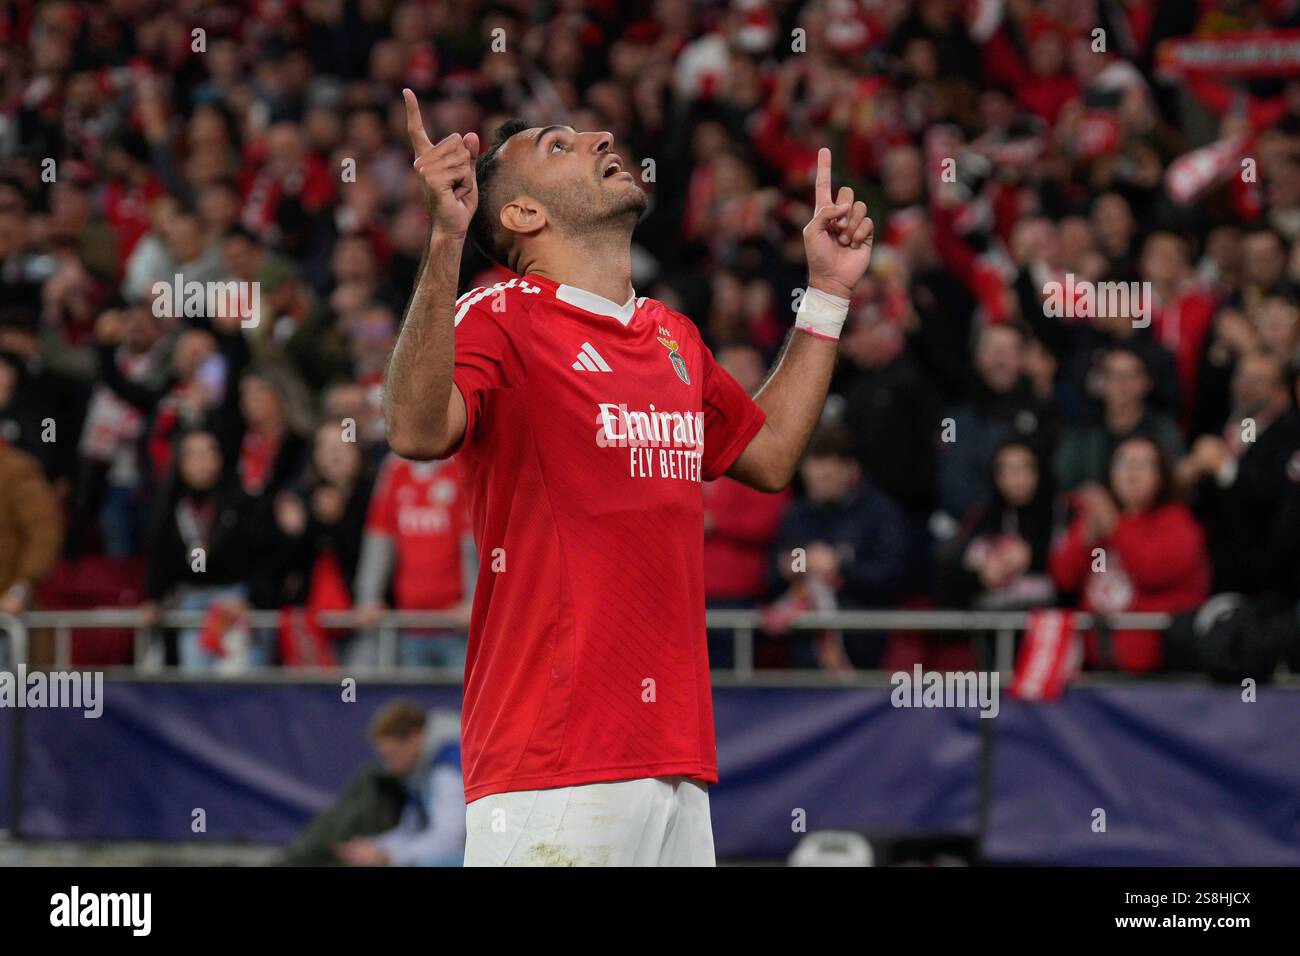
top-left (0, 607), bottom-right (1175, 680)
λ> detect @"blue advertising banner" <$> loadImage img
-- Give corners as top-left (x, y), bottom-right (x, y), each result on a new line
top-left (0, 705), bottom-right (11, 832)
top-left (711, 686), bottom-right (983, 859)
top-left (17, 682), bottom-right (462, 843)
top-left (9, 680), bottom-right (1300, 863)
top-left (984, 683), bottom-right (1300, 865)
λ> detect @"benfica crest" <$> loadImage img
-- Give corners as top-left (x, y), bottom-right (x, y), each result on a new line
top-left (657, 331), bottom-right (690, 385)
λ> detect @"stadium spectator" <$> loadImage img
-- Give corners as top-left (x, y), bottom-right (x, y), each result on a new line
top-left (0, 437), bottom-right (63, 621)
top-left (1051, 435), bottom-right (1210, 673)
top-left (1236, 227), bottom-right (1291, 309)
top-left (142, 428), bottom-right (265, 670)
top-left (839, 275), bottom-right (939, 521)
top-left (1140, 232), bottom-right (1218, 428)
top-left (1055, 344), bottom-right (1183, 490)
top-left (937, 439), bottom-right (1057, 611)
top-left (770, 426), bottom-right (908, 669)
top-left (354, 454), bottom-right (474, 669)
top-left (937, 322), bottom-right (1058, 522)
top-left (272, 420), bottom-right (377, 663)
top-left (1179, 348), bottom-right (1300, 598)
top-left (81, 306), bottom-right (170, 555)
top-left (226, 368), bottom-right (309, 501)
top-left (0, 338), bottom-right (86, 492)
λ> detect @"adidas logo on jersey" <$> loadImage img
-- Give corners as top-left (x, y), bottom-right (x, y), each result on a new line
top-left (571, 342), bottom-right (613, 373)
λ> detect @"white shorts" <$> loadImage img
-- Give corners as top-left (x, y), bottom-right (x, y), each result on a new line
top-left (464, 775), bottom-right (715, 866)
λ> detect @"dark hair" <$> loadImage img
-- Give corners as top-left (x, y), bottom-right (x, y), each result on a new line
top-left (1107, 433), bottom-right (1175, 509)
top-left (222, 224), bottom-right (259, 245)
top-left (1244, 224), bottom-right (1287, 250)
top-left (805, 424), bottom-right (857, 461)
top-left (989, 437), bottom-right (1053, 511)
top-left (975, 318), bottom-right (1031, 351)
top-left (960, 437), bottom-right (1057, 571)
top-left (1239, 345), bottom-right (1290, 391)
top-left (1101, 342), bottom-right (1150, 378)
top-left (469, 118), bottom-right (530, 268)
top-left (348, 104), bottom-right (386, 125)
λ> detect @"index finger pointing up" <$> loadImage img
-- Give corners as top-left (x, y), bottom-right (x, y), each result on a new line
top-left (403, 88), bottom-right (434, 155)
top-left (815, 147), bottom-right (832, 209)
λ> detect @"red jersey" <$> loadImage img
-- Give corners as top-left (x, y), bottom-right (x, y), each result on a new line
top-left (452, 273), bottom-right (766, 801)
top-left (366, 455), bottom-right (470, 610)
top-left (702, 477), bottom-right (790, 600)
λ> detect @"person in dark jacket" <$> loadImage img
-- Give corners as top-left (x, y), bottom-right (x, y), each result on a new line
top-left (141, 427), bottom-right (265, 670)
top-left (937, 321), bottom-right (1059, 521)
top-left (271, 419), bottom-right (376, 653)
top-left (1055, 344), bottom-right (1184, 491)
top-left (838, 285), bottom-right (941, 520)
top-left (771, 426), bottom-right (908, 669)
top-left (1178, 347), bottom-right (1300, 598)
top-left (937, 439), bottom-right (1058, 611)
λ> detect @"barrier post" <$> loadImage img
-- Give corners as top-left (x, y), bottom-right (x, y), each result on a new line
top-left (734, 627), bottom-right (755, 679)
top-left (995, 628), bottom-right (1015, 680)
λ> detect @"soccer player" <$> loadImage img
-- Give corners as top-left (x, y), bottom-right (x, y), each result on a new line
top-left (386, 89), bottom-right (874, 866)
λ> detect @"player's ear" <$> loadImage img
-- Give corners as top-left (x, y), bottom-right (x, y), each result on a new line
top-left (500, 197), bottom-right (546, 240)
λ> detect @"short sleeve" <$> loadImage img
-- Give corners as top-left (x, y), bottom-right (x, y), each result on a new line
top-left (700, 342), bottom-right (766, 481)
top-left (453, 292), bottom-right (526, 445)
top-left (365, 458), bottom-right (398, 535)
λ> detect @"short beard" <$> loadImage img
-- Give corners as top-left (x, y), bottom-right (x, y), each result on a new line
top-left (551, 180), bottom-right (648, 240)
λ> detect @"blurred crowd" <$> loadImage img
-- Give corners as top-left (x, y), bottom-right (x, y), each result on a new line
top-left (3, 0), bottom-right (1300, 676)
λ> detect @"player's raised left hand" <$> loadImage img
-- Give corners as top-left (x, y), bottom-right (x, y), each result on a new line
top-left (803, 147), bottom-right (874, 300)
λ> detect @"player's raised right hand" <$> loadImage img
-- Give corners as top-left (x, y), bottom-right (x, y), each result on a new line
top-left (403, 88), bottom-right (480, 240)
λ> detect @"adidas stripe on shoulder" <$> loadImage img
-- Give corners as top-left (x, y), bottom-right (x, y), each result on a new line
top-left (454, 277), bottom-right (544, 325)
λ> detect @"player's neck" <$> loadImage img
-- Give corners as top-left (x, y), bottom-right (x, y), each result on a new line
top-left (520, 234), bottom-right (634, 305)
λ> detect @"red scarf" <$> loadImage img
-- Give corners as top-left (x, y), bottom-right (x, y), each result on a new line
top-left (1011, 609), bottom-right (1082, 701)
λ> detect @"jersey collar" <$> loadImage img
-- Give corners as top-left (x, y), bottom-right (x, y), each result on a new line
top-left (528, 273), bottom-right (639, 326)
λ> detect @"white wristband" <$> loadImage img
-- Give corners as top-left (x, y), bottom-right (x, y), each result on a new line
top-left (795, 286), bottom-right (850, 340)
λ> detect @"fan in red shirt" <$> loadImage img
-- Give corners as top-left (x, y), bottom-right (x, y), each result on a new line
top-left (384, 91), bottom-right (876, 866)
top-left (1140, 232), bottom-right (1218, 430)
top-left (354, 454), bottom-right (474, 668)
top-left (1050, 435), bottom-right (1210, 673)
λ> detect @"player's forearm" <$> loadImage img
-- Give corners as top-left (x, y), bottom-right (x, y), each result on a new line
top-left (385, 235), bottom-right (462, 459)
top-left (740, 329), bottom-right (839, 491)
